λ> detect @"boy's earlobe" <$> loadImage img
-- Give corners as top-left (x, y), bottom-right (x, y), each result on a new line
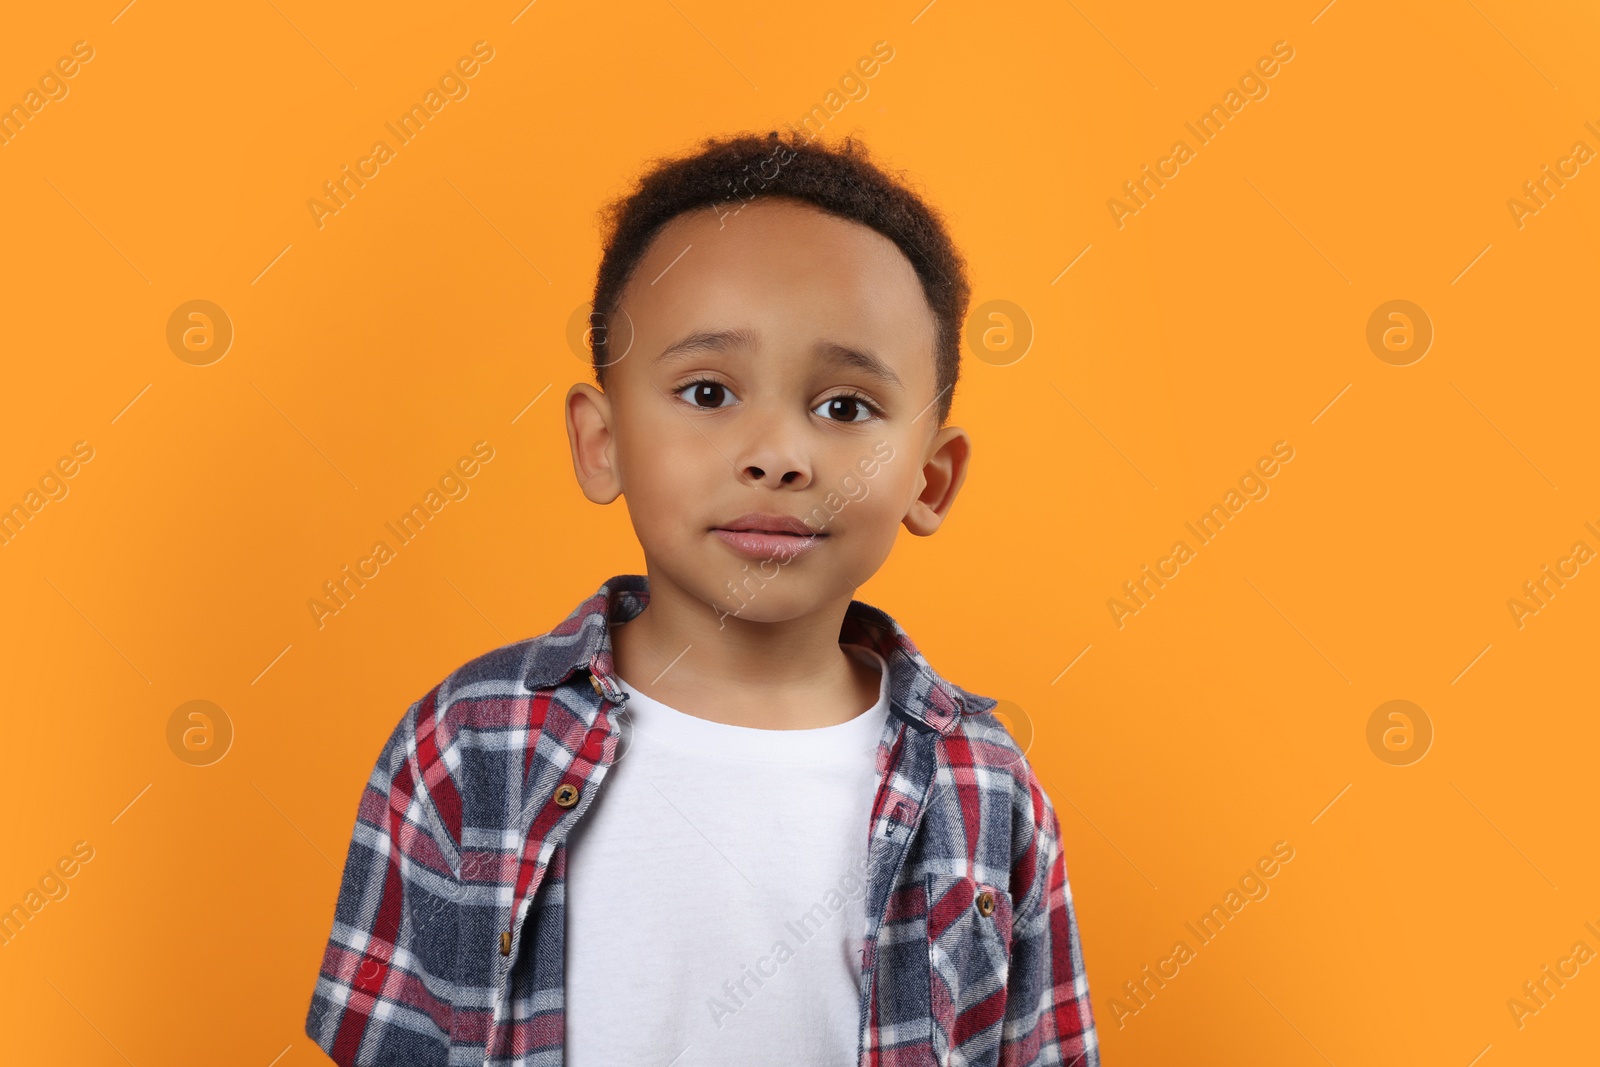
top-left (903, 427), bottom-right (971, 536)
top-left (565, 383), bottom-right (623, 504)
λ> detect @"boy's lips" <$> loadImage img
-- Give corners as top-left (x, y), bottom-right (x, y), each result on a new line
top-left (711, 512), bottom-right (827, 562)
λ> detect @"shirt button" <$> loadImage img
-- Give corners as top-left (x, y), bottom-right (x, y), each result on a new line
top-left (975, 889), bottom-right (995, 917)
top-left (554, 783), bottom-right (580, 808)
top-left (589, 674), bottom-right (604, 697)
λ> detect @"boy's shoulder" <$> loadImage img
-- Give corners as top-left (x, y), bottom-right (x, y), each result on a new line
top-left (414, 577), bottom-right (625, 738)
top-left (946, 680), bottom-right (1044, 777)
top-left (375, 584), bottom-right (624, 869)
top-left (940, 679), bottom-right (1061, 823)
top-left (841, 607), bottom-right (1047, 787)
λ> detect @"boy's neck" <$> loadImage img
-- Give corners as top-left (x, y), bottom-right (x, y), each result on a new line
top-left (608, 570), bottom-right (883, 730)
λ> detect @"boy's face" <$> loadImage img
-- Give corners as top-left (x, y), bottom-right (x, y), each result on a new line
top-left (565, 196), bottom-right (971, 624)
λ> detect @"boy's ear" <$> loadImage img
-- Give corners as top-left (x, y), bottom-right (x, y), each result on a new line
top-left (565, 382), bottom-right (623, 503)
top-left (903, 426), bottom-right (971, 536)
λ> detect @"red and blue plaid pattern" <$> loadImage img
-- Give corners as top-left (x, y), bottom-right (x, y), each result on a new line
top-left (305, 573), bottom-right (1099, 1066)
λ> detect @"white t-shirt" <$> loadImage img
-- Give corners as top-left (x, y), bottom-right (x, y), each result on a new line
top-left (563, 643), bottom-right (891, 1067)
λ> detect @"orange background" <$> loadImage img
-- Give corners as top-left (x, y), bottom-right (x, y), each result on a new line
top-left (2, 1), bottom-right (1597, 1063)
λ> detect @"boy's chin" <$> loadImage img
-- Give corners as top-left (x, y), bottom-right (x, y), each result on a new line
top-left (695, 567), bottom-right (860, 627)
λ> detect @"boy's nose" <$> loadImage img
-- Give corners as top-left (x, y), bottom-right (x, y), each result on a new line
top-left (732, 409), bottom-right (814, 488)
top-left (742, 462), bottom-right (809, 487)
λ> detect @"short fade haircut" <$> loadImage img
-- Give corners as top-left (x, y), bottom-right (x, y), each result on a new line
top-left (589, 129), bottom-right (971, 428)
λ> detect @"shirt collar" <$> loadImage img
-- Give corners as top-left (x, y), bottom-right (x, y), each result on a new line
top-left (522, 573), bottom-right (970, 735)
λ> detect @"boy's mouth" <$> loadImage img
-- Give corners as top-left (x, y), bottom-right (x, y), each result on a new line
top-left (711, 512), bottom-right (827, 562)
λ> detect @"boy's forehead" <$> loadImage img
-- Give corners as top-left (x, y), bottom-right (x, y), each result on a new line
top-left (616, 198), bottom-right (937, 373)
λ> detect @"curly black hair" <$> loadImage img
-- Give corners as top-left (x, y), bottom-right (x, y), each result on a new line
top-left (589, 128), bottom-right (971, 428)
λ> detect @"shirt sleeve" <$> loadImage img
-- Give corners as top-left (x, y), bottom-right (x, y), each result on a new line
top-left (1001, 775), bottom-right (1100, 1067)
top-left (305, 706), bottom-right (462, 1066)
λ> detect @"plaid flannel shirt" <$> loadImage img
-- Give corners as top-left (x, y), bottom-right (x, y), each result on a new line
top-left (305, 573), bottom-right (1099, 1066)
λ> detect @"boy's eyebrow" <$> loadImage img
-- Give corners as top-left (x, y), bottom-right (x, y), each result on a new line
top-left (654, 327), bottom-right (760, 365)
top-left (815, 340), bottom-right (903, 389)
top-left (655, 328), bottom-right (903, 388)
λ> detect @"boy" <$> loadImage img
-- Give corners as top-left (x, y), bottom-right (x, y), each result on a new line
top-left (305, 130), bottom-right (1099, 1066)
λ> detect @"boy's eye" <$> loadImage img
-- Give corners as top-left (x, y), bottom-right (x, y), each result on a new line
top-left (813, 395), bottom-right (878, 423)
top-left (676, 380), bottom-right (737, 408)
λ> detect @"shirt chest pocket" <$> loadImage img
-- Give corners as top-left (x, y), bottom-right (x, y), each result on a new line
top-left (925, 871), bottom-right (1014, 1065)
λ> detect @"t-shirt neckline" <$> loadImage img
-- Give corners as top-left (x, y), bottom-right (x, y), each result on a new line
top-left (612, 643), bottom-right (890, 764)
